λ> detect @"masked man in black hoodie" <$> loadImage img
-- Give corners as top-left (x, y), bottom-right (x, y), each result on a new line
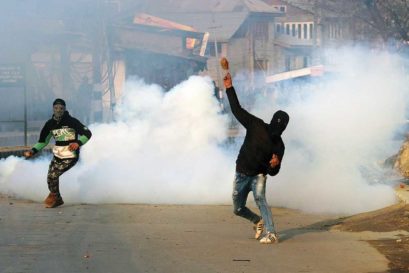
top-left (224, 73), bottom-right (289, 244)
top-left (24, 98), bottom-right (92, 208)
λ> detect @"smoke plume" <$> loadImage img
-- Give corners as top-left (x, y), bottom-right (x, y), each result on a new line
top-left (251, 47), bottom-right (405, 214)
top-left (0, 47), bottom-right (407, 215)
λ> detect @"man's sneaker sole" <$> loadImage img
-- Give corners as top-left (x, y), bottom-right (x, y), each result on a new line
top-left (260, 233), bottom-right (278, 244)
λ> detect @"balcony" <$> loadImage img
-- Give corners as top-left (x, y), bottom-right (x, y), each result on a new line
top-left (274, 33), bottom-right (315, 49)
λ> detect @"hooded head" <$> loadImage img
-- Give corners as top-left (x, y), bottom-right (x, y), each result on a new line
top-left (52, 98), bottom-right (66, 121)
top-left (269, 110), bottom-right (289, 136)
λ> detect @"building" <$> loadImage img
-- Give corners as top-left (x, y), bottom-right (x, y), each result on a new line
top-left (138, 0), bottom-right (283, 91)
top-left (0, 1), bottom-right (209, 146)
top-left (267, 0), bottom-right (317, 74)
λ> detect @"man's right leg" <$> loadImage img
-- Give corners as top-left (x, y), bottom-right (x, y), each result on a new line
top-left (46, 157), bottom-right (77, 208)
top-left (252, 174), bottom-right (278, 244)
top-left (232, 172), bottom-right (261, 224)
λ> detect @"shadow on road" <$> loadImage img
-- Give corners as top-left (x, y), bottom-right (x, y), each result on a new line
top-left (279, 217), bottom-right (345, 242)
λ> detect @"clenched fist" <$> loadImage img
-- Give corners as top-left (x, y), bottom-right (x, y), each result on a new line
top-left (68, 142), bottom-right (80, 151)
top-left (269, 154), bottom-right (280, 168)
top-left (223, 72), bottom-right (232, 89)
top-left (23, 150), bottom-right (33, 158)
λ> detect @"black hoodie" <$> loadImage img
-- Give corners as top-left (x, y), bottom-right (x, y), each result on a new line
top-left (32, 111), bottom-right (92, 158)
top-left (226, 86), bottom-right (289, 176)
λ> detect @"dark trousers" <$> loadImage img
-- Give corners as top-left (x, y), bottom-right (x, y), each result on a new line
top-left (47, 156), bottom-right (78, 196)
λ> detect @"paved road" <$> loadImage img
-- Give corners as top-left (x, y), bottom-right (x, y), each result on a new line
top-left (0, 196), bottom-right (388, 273)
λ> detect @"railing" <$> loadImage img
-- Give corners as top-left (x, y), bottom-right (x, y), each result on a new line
top-left (0, 119), bottom-right (46, 147)
top-left (0, 145), bottom-right (52, 159)
top-left (274, 33), bottom-right (315, 47)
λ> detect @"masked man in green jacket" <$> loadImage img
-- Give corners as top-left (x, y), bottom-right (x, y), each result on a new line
top-left (24, 98), bottom-right (92, 208)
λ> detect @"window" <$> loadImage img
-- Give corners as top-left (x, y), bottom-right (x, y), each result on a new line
top-left (285, 56), bottom-right (291, 71)
top-left (276, 24), bottom-right (281, 34)
top-left (303, 24), bottom-right (308, 39)
top-left (254, 21), bottom-right (268, 40)
top-left (329, 23), bottom-right (341, 39)
top-left (298, 24), bottom-right (302, 39)
top-left (310, 23), bottom-right (314, 39)
top-left (336, 23), bottom-right (342, 38)
top-left (205, 42), bottom-right (222, 57)
top-left (255, 59), bottom-right (268, 71)
top-left (286, 24), bottom-right (290, 35)
top-left (303, 56), bottom-right (310, 67)
top-left (292, 24), bottom-right (296, 36)
top-left (272, 5), bottom-right (287, 13)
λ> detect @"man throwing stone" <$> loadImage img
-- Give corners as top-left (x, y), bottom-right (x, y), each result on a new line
top-left (223, 72), bottom-right (289, 244)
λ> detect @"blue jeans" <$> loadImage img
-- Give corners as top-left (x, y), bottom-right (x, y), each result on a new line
top-left (232, 172), bottom-right (275, 233)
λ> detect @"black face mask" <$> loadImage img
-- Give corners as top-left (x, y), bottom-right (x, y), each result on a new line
top-left (269, 110), bottom-right (289, 136)
top-left (53, 104), bottom-right (65, 121)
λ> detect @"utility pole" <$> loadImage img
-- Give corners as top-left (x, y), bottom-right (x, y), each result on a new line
top-left (214, 37), bottom-right (221, 89)
top-left (91, 0), bottom-right (104, 123)
top-left (248, 23), bottom-right (255, 91)
top-left (312, 0), bottom-right (320, 65)
top-left (208, 22), bottom-right (224, 105)
top-left (101, 5), bottom-right (116, 121)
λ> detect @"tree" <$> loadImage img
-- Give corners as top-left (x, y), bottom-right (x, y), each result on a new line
top-left (321, 0), bottom-right (409, 44)
top-left (287, 0), bottom-right (409, 47)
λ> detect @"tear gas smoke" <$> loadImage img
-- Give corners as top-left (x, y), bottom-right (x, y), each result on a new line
top-left (0, 48), bottom-right (407, 215)
top-left (0, 76), bottom-right (235, 205)
top-left (250, 47), bottom-right (406, 214)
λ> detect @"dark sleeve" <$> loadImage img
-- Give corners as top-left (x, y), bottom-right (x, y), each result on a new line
top-left (267, 143), bottom-right (285, 176)
top-left (72, 118), bottom-right (92, 146)
top-left (267, 164), bottom-right (281, 176)
top-left (38, 121), bottom-right (51, 142)
top-left (226, 86), bottom-right (258, 129)
top-left (32, 121), bottom-right (52, 154)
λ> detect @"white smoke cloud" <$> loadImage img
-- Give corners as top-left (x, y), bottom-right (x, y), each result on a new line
top-left (251, 47), bottom-right (406, 214)
top-left (0, 76), bottom-right (235, 205)
top-left (0, 47), bottom-right (407, 215)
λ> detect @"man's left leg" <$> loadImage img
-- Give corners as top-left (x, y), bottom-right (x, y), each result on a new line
top-left (46, 157), bottom-right (78, 208)
top-left (251, 174), bottom-right (278, 244)
top-left (232, 172), bottom-right (261, 223)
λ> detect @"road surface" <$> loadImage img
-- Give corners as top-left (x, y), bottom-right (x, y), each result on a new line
top-left (0, 195), bottom-right (388, 273)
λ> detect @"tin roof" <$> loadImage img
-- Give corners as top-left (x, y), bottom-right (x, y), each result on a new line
top-left (139, 0), bottom-right (282, 13)
top-left (158, 12), bottom-right (249, 41)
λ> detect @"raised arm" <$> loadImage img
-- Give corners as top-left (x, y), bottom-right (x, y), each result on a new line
top-left (224, 73), bottom-right (257, 128)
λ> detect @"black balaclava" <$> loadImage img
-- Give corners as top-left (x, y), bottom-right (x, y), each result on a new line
top-left (269, 110), bottom-right (289, 136)
top-left (53, 98), bottom-right (66, 122)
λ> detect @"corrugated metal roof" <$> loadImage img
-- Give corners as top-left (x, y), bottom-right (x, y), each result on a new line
top-left (133, 13), bottom-right (197, 32)
top-left (140, 0), bottom-right (282, 13)
top-left (243, 0), bottom-right (280, 12)
top-left (135, 0), bottom-right (283, 41)
top-left (158, 12), bottom-right (249, 41)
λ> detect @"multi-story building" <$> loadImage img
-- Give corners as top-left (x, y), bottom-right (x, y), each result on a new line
top-left (139, 0), bottom-right (283, 91)
top-left (267, 0), bottom-right (317, 74)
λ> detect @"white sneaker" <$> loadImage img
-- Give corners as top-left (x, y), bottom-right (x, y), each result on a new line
top-left (260, 232), bottom-right (278, 244)
top-left (254, 219), bottom-right (264, 239)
